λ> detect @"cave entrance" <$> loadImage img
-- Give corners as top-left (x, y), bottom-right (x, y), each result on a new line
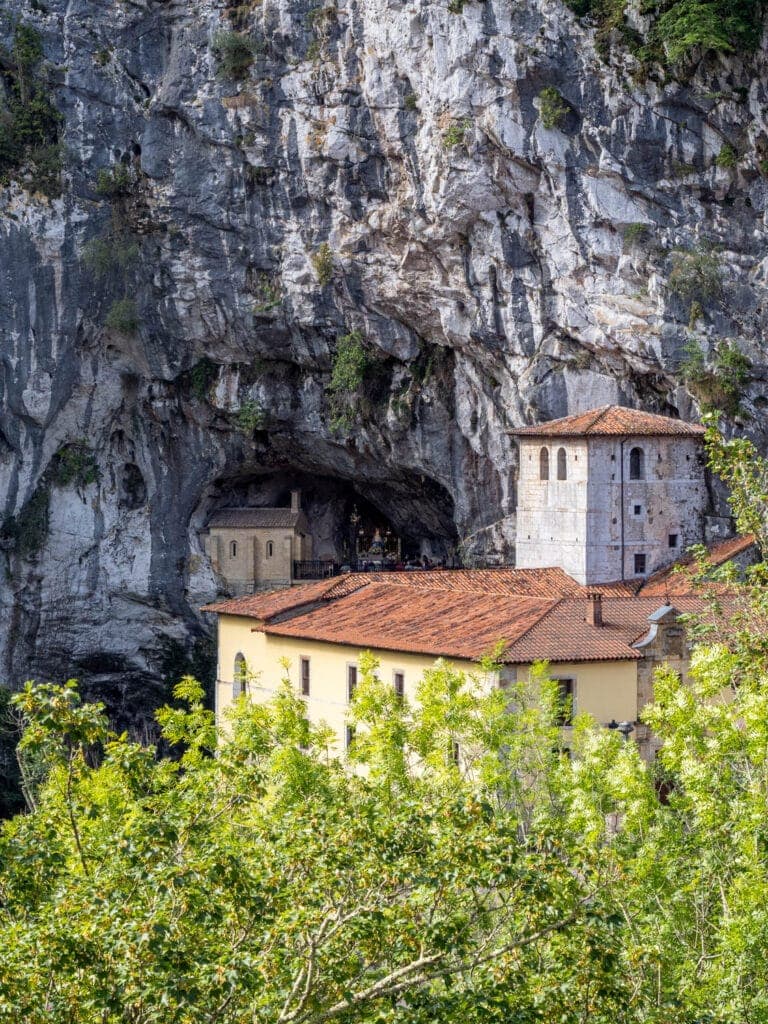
top-left (202, 467), bottom-right (458, 587)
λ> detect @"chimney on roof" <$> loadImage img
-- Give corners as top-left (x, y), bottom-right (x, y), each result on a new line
top-left (586, 591), bottom-right (603, 627)
top-left (291, 489), bottom-right (301, 512)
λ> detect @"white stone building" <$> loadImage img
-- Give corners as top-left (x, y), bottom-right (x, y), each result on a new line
top-left (512, 406), bottom-right (707, 585)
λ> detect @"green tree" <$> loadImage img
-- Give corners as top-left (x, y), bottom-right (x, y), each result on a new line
top-left (0, 665), bottom-right (636, 1023)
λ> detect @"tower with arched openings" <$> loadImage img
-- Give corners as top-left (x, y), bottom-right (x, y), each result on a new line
top-left (512, 406), bottom-right (707, 585)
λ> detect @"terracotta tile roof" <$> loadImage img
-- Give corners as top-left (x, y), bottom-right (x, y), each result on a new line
top-left (502, 597), bottom-right (707, 663)
top-left (207, 507), bottom-right (307, 530)
top-left (201, 576), bottom-right (368, 619)
top-left (638, 534), bottom-right (757, 598)
top-left (261, 583), bottom-right (558, 661)
top-left (510, 405), bottom-right (705, 438)
top-left (358, 567), bottom-right (586, 598)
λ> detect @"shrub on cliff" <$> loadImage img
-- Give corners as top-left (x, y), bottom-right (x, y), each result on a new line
top-left (0, 24), bottom-right (62, 195)
top-left (212, 30), bottom-right (256, 80)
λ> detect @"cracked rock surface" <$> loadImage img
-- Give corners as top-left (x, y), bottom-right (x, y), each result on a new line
top-left (1, 0), bottom-right (766, 715)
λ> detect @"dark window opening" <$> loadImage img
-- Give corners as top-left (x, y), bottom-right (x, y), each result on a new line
top-left (233, 653), bottom-right (247, 697)
top-left (556, 447), bottom-right (567, 480)
top-left (230, 540), bottom-right (238, 559)
top-left (345, 725), bottom-right (356, 750)
top-left (634, 553), bottom-right (647, 575)
top-left (347, 665), bottom-right (358, 702)
top-left (300, 657), bottom-right (310, 696)
top-left (668, 534), bottom-right (678, 548)
top-left (393, 672), bottom-right (404, 700)
top-left (633, 504), bottom-right (642, 516)
top-left (539, 447), bottom-right (549, 480)
top-left (629, 446), bottom-right (645, 480)
top-left (555, 678), bottom-right (574, 726)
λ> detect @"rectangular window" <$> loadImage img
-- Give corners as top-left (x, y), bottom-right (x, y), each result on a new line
top-left (300, 657), bottom-right (310, 696)
top-left (347, 664), bottom-right (357, 703)
top-left (345, 724), bottom-right (356, 750)
top-left (634, 553), bottom-right (647, 575)
top-left (633, 504), bottom-right (642, 516)
top-left (450, 740), bottom-right (460, 766)
top-left (668, 533), bottom-right (678, 548)
top-left (555, 678), bottom-right (575, 726)
top-left (393, 671), bottom-right (404, 700)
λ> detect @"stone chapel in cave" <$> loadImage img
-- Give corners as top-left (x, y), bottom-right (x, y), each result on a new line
top-left (204, 490), bottom-right (313, 595)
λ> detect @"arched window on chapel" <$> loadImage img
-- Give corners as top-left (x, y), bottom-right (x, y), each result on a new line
top-left (629, 447), bottom-right (645, 481)
top-left (539, 447), bottom-right (549, 481)
top-left (557, 447), bottom-right (567, 481)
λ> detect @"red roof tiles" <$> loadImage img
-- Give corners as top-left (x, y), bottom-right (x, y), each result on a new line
top-left (202, 535), bottom-right (751, 663)
top-left (262, 583), bottom-right (557, 662)
top-left (510, 405), bottom-right (705, 438)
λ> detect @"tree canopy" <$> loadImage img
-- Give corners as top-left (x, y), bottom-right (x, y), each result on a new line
top-left (0, 637), bottom-right (768, 1022)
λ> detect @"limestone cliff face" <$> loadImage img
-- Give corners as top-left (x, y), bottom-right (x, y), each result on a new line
top-left (1, 0), bottom-right (766, 710)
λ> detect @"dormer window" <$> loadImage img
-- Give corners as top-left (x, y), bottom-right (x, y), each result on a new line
top-left (629, 447), bottom-right (645, 480)
top-left (539, 447), bottom-right (549, 480)
top-left (556, 447), bottom-right (567, 480)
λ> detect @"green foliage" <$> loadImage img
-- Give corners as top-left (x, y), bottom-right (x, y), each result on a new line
top-left (0, 668), bottom-right (635, 1022)
top-left (715, 140), bottom-right (738, 168)
top-left (93, 48), bottom-right (111, 67)
top-left (212, 29), bottom-right (256, 79)
top-left (327, 329), bottom-right (369, 431)
top-left (681, 338), bottom-right (750, 416)
top-left (311, 241), bottom-right (333, 285)
top-left (94, 163), bottom-right (132, 198)
top-left (447, 0), bottom-right (466, 12)
top-left (82, 234), bottom-right (138, 278)
top-left (538, 86), bottom-right (569, 130)
top-left (189, 358), bottom-right (219, 401)
top-left (0, 25), bottom-right (62, 195)
top-left (404, 92), bottom-right (418, 111)
top-left (104, 297), bottom-right (138, 333)
top-left (0, 483), bottom-right (50, 560)
top-left (655, 0), bottom-right (763, 63)
top-left (622, 222), bottom-right (650, 249)
top-left (252, 272), bottom-right (282, 313)
top-left (234, 397), bottom-right (266, 433)
top-left (568, 0), bottom-right (764, 66)
top-left (668, 244), bottom-right (722, 303)
top-left (442, 117), bottom-right (471, 147)
top-left (50, 442), bottom-right (99, 489)
top-left (703, 413), bottom-right (768, 551)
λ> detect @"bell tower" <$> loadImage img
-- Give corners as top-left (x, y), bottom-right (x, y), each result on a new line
top-left (512, 406), bottom-right (707, 585)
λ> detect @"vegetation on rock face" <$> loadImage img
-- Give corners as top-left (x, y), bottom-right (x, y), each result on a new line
top-left (668, 244), bottom-right (722, 304)
top-left (537, 87), bottom-right (569, 130)
top-left (0, 24), bottom-right (62, 195)
top-left (50, 443), bottom-right (99, 489)
top-left (105, 298), bottom-right (138, 333)
top-left (189, 358), bottom-right (219, 401)
top-left (327, 330), bottom-right (370, 431)
top-left (681, 338), bottom-right (751, 415)
top-left (95, 163), bottom-right (133, 198)
top-left (311, 242), bottom-right (333, 286)
top-left (212, 30), bottom-right (256, 80)
top-left (566, 0), bottom-right (765, 66)
top-left (0, 483), bottom-right (50, 560)
top-left (442, 117), bottom-right (472, 147)
top-left (234, 397), bottom-right (266, 433)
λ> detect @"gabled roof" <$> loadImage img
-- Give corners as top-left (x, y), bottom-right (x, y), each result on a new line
top-left (510, 405), bottom-right (705, 438)
top-left (207, 507), bottom-right (307, 530)
top-left (261, 583), bottom-right (557, 662)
